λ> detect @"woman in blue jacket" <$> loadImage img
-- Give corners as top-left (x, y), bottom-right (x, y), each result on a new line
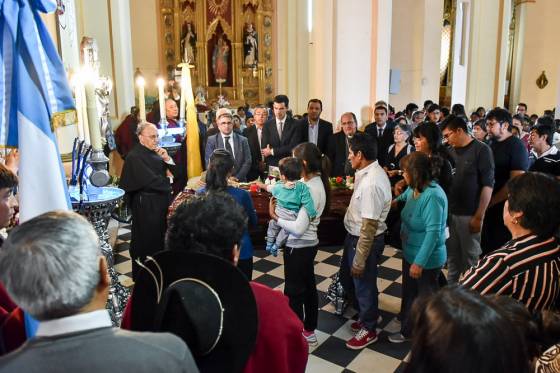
top-left (388, 151), bottom-right (448, 343)
top-left (201, 149), bottom-right (258, 279)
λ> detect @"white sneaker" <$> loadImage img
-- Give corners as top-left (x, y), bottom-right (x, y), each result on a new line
top-left (388, 332), bottom-right (410, 344)
top-left (302, 330), bottom-right (318, 346)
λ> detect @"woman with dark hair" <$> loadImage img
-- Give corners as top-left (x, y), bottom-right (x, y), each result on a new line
top-left (410, 122), bottom-right (453, 194)
top-left (406, 286), bottom-right (530, 373)
top-left (385, 123), bottom-right (415, 186)
top-left (451, 103), bottom-right (468, 120)
top-left (268, 142), bottom-right (330, 346)
top-left (201, 149), bottom-right (257, 279)
top-left (461, 172), bottom-right (560, 312)
top-left (388, 152), bottom-right (448, 343)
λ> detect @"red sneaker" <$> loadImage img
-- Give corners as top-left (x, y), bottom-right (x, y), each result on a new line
top-left (351, 316), bottom-right (382, 333)
top-left (346, 328), bottom-right (378, 350)
top-left (350, 320), bottom-right (364, 333)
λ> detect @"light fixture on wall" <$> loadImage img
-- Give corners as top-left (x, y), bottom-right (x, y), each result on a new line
top-left (536, 71), bottom-right (548, 89)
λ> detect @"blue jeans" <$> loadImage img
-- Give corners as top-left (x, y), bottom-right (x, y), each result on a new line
top-left (345, 233), bottom-right (385, 331)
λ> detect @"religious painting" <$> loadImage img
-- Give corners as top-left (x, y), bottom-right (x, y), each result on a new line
top-left (208, 24), bottom-right (232, 86)
top-left (180, 22), bottom-right (197, 64)
top-left (243, 22), bottom-right (258, 67)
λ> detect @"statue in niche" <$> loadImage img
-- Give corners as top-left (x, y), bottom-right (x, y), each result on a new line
top-left (212, 33), bottom-right (230, 82)
top-left (243, 22), bottom-right (258, 67)
top-left (180, 22), bottom-right (197, 64)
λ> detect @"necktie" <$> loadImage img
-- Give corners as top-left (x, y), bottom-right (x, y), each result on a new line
top-left (277, 121), bottom-right (283, 139)
top-left (224, 136), bottom-right (234, 158)
top-left (378, 128), bottom-right (383, 138)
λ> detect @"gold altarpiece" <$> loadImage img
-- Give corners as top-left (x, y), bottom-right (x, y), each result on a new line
top-left (158, 0), bottom-right (275, 107)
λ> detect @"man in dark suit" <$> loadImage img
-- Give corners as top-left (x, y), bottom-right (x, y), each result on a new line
top-left (243, 105), bottom-right (268, 181)
top-left (0, 211), bottom-right (198, 373)
top-left (261, 95), bottom-right (302, 167)
top-left (205, 108), bottom-right (252, 181)
top-left (327, 112), bottom-right (358, 177)
top-left (364, 105), bottom-right (394, 167)
top-left (300, 99), bottom-right (333, 155)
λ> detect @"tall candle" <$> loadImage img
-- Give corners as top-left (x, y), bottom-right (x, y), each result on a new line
top-left (157, 78), bottom-right (166, 123)
top-left (84, 74), bottom-right (102, 150)
top-left (81, 81), bottom-right (91, 144)
top-left (71, 75), bottom-right (85, 140)
top-left (136, 76), bottom-right (146, 121)
top-left (179, 65), bottom-right (187, 122)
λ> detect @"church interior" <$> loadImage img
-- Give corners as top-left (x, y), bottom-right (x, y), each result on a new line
top-left (0, 0), bottom-right (559, 372)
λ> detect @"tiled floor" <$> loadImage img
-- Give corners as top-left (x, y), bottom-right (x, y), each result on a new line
top-left (112, 223), bottom-right (410, 373)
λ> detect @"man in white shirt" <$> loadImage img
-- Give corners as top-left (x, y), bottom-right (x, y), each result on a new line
top-left (342, 132), bottom-right (392, 350)
top-left (0, 210), bottom-right (198, 373)
top-left (205, 108), bottom-right (252, 181)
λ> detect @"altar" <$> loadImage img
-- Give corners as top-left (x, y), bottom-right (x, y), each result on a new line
top-left (248, 188), bottom-right (352, 249)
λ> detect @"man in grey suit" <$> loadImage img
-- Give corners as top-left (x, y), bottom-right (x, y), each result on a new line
top-left (205, 108), bottom-right (252, 181)
top-left (0, 211), bottom-right (198, 373)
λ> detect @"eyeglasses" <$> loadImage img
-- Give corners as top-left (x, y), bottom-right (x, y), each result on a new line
top-left (140, 133), bottom-right (158, 140)
top-left (442, 130), bottom-right (455, 140)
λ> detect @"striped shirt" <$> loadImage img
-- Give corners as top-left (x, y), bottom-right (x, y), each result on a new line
top-left (460, 234), bottom-right (560, 312)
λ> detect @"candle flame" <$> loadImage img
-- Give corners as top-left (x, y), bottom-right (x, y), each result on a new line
top-left (136, 76), bottom-right (146, 87)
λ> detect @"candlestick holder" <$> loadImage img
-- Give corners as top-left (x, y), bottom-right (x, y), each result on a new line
top-left (88, 148), bottom-right (110, 187)
top-left (216, 78), bottom-right (226, 97)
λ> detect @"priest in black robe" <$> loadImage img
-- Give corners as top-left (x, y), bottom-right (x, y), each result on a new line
top-left (119, 123), bottom-right (177, 280)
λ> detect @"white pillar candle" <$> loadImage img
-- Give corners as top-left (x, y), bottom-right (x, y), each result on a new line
top-left (136, 76), bottom-right (146, 122)
top-left (81, 81), bottom-right (91, 144)
top-left (179, 65), bottom-right (187, 122)
top-left (84, 73), bottom-right (102, 150)
top-left (71, 75), bottom-right (85, 141)
top-left (157, 77), bottom-right (166, 122)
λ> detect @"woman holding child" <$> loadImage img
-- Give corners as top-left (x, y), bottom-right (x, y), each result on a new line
top-left (268, 143), bottom-right (331, 346)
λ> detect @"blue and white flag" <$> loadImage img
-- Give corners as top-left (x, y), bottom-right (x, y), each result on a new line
top-left (0, 0), bottom-right (74, 222)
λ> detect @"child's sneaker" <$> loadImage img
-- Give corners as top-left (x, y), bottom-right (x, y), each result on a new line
top-left (265, 241), bottom-right (274, 254)
top-left (270, 243), bottom-right (279, 257)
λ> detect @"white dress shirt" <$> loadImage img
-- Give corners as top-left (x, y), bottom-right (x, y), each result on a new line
top-left (308, 119), bottom-right (319, 145)
top-left (36, 309), bottom-right (112, 337)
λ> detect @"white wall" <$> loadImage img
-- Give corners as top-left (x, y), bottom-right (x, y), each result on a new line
top-left (518, 0), bottom-right (560, 115)
top-left (308, 0), bottom-right (335, 122)
top-left (275, 0), bottom-right (309, 116)
top-left (451, 0), bottom-right (471, 107)
top-left (110, 0), bottom-right (135, 120)
top-left (390, 0), bottom-right (442, 111)
top-left (129, 0), bottom-right (162, 98)
top-left (334, 0), bottom-right (373, 127)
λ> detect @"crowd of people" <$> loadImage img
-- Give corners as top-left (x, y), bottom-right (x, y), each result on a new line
top-left (0, 94), bottom-right (560, 372)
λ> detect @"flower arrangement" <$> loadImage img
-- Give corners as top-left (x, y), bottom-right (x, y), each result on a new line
top-left (329, 176), bottom-right (354, 190)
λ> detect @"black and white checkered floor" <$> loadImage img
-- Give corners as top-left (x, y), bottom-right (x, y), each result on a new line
top-left (111, 223), bottom-right (410, 373)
